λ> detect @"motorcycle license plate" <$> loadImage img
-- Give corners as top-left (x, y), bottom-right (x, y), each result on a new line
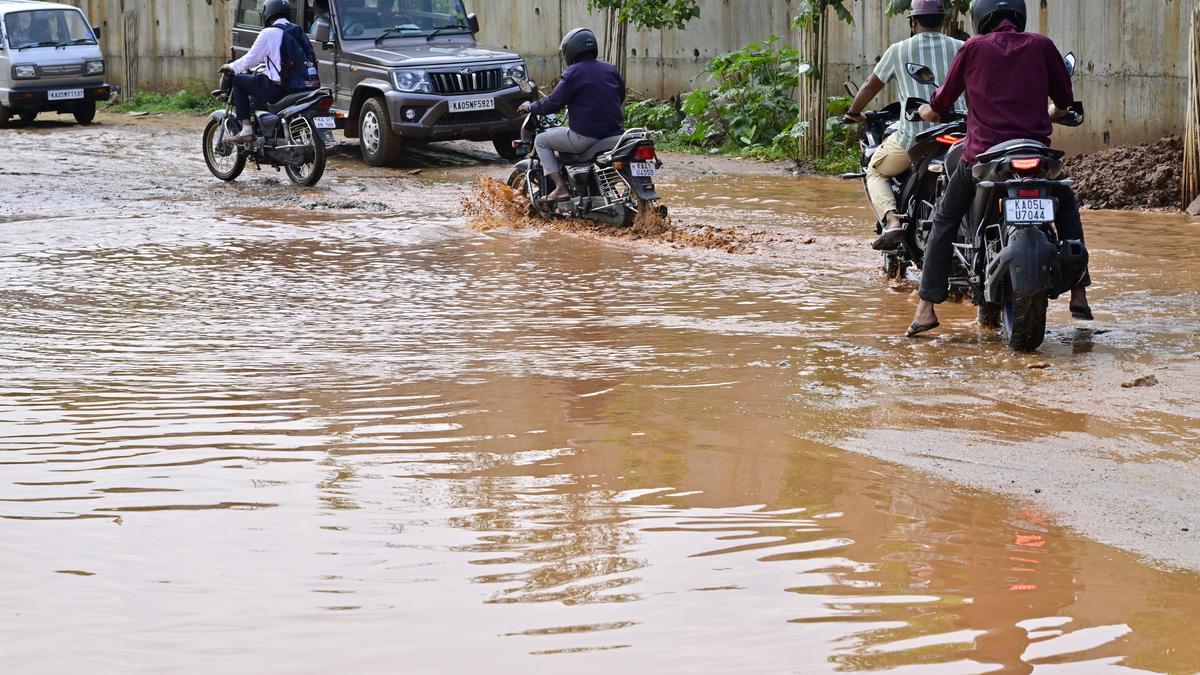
top-left (630, 162), bottom-right (656, 177)
top-left (48, 88), bottom-right (84, 101)
top-left (448, 97), bottom-right (495, 113)
top-left (313, 116), bottom-right (336, 129)
top-left (1004, 198), bottom-right (1055, 223)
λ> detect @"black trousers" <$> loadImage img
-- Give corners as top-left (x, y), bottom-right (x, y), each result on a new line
top-left (232, 73), bottom-right (285, 122)
top-left (918, 161), bottom-right (1091, 304)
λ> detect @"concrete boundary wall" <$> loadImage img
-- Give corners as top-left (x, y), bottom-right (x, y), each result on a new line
top-left (60, 0), bottom-right (1189, 153)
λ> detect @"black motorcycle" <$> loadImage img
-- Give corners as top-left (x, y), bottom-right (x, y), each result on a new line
top-left (202, 71), bottom-right (336, 187)
top-left (842, 65), bottom-right (966, 280)
top-left (906, 53), bottom-right (1087, 351)
top-left (506, 79), bottom-right (663, 227)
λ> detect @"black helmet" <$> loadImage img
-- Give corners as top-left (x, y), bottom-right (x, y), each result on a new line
top-left (260, 0), bottom-right (291, 26)
top-left (560, 28), bottom-right (599, 65)
top-left (970, 0), bottom-right (1026, 35)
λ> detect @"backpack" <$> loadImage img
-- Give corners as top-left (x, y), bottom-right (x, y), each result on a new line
top-left (269, 22), bottom-right (320, 92)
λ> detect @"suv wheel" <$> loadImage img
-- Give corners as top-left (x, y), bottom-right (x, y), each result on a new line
top-left (0, 104), bottom-right (11, 129)
top-left (19, 110), bottom-right (37, 123)
top-left (359, 97), bottom-right (402, 166)
top-left (74, 100), bottom-right (96, 125)
top-left (492, 134), bottom-right (521, 161)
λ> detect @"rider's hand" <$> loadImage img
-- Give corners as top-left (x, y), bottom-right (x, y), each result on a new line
top-left (1048, 103), bottom-right (1067, 120)
top-left (842, 111), bottom-right (866, 125)
top-left (918, 104), bottom-right (941, 123)
top-left (517, 102), bottom-right (532, 114)
top-left (219, 64), bottom-right (234, 74)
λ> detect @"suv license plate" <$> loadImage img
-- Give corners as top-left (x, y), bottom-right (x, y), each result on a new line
top-left (313, 116), bottom-right (336, 129)
top-left (630, 162), bottom-right (657, 177)
top-left (448, 97), bottom-right (495, 113)
top-left (48, 88), bottom-right (85, 101)
top-left (1004, 198), bottom-right (1055, 223)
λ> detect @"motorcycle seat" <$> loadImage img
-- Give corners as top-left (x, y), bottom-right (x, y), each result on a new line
top-left (559, 135), bottom-right (623, 164)
top-left (976, 138), bottom-right (1065, 163)
top-left (266, 89), bottom-right (327, 114)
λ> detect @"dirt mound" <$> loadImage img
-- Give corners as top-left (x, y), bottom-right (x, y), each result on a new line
top-left (1066, 136), bottom-right (1182, 210)
top-left (461, 177), bottom-right (761, 254)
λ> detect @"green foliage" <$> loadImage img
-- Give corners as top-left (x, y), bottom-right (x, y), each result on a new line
top-left (105, 88), bottom-right (221, 114)
top-left (819, 94), bottom-right (860, 173)
top-left (792, 0), bottom-right (855, 28)
top-left (623, 99), bottom-right (681, 132)
top-left (586, 0), bottom-right (700, 31)
top-left (886, 0), bottom-right (972, 15)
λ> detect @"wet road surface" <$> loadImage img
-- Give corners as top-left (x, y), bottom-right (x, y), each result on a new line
top-left (1, 116), bottom-right (1199, 674)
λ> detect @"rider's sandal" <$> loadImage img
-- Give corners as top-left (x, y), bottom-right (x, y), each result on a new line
top-left (905, 320), bottom-right (940, 337)
top-left (1069, 304), bottom-right (1094, 321)
top-left (872, 227), bottom-right (906, 251)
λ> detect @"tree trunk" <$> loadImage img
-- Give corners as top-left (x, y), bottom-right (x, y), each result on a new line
top-left (796, 5), bottom-right (828, 160)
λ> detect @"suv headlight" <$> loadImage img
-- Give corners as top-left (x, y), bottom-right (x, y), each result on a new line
top-left (13, 65), bottom-right (38, 80)
top-left (392, 69), bottom-right (431, 94)
top-left (85, 60), bottom-right (105, 76)
top-left (502, 62), bottom-right (526, 87)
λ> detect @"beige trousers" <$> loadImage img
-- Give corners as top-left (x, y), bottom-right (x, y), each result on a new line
top-left (866, 134), bottom-right (910, 219)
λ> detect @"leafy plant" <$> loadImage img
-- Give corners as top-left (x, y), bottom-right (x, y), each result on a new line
top-left (885, 0), bottom-right (972, 15)
top-left (587, 0), bottom-right (701, 30)
top-left (104, 87), bottom-right (221, 114)
top-left (623, 99), bottom-right (681, 132)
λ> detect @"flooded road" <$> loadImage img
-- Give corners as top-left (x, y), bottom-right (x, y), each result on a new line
top-left (2, 116), bottom-right (1199, 674)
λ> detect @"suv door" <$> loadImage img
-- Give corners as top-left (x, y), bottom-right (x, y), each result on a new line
top-left (303, 0), bottom-right (338, 101)
top-left (232, 0), bottom-right (264, 61)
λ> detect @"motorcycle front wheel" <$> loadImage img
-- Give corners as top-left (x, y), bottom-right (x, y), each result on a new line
top-left (284, 115), bottom-right (327, 187)
top-left (507, 166), bottom-right (550, 217)
top-left (203, 117), bottom-right (246, 181)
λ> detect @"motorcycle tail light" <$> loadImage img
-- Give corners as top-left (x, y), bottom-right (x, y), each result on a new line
top-left (634, 145), bottom-right (656, 161)
top-left (314, 97), bottom-right (333, 112)
top-left (1011, 158), bottom-right (1041, 171)
top-left (1018, 188), bottom-right (1042, 197)
top-left (935, 134), bottom-right (961, 145)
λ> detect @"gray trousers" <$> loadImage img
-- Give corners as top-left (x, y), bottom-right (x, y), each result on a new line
top-left (534, 127), bottom-right (598, 175)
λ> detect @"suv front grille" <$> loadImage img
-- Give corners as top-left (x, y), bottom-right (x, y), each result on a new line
top-left (430, 68), bottom-right (502, 95)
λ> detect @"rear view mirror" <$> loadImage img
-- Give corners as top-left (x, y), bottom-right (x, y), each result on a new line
top-left (467, 12), bottom-right (480, 34)
top-left (798, 63), bottom-right (814, 76)
top-left (1064, 51), bottom-right (1077, 76)
top-left (906, 63), bottom-right (938, 87)
top-left (92, 25), bottom-right (102, 40)
top-left (518, 79), bottom-right (535, 94)
top-left (314, 20), bottom-right (331, 45)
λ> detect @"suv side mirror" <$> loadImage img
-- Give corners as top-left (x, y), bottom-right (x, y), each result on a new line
top-left (467, 13), bottom-right (480, 34)
top-left (92, 25), bottom-right (102, 40)
top-left (314, 20), bottom-right (331, 46)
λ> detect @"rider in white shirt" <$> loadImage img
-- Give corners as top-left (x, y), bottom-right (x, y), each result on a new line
top-left (219, 0), bottom-right (292, 142)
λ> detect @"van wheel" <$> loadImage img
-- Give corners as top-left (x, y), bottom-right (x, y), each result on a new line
top-left (359, 97), bottom-right (402, 166)
top-left (19, 110), bottom-right (37, 123)
top-left (0, 104), bottom-right (12, 128)
top-left (74, 100), bottom-right (96, 125)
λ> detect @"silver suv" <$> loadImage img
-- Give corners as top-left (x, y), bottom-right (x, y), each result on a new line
top-left (233, 0), bottom-right (532, 166)
top-left (0, 0), bottom-right (112, 127)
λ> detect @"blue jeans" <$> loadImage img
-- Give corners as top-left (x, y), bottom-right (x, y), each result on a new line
top-left (232, 73), bottom-right (285, 122)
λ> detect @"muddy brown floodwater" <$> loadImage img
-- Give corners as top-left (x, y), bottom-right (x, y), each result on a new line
top-left (2, 115), bottom-right (1199, 674)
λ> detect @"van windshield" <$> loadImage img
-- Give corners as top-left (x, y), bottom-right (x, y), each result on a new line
top-left (330, 0), bottom-right (469, 41)
top-left (4, 9), bottom-right (96, 49)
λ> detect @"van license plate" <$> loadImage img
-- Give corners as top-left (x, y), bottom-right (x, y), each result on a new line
top-left (448, 97), bottom-right (495, 113)
top-left (630, 162), bottom-right (657, 177)
top-left (1004, 198), bottom-right (1055, 223)
top-left (313, 116), bottom-right (336, 129)
top-left (48, 88), bottom-right (85, 101)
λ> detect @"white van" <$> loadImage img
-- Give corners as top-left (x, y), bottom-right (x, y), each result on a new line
top-left (0, 0), bottom-right (112, 126)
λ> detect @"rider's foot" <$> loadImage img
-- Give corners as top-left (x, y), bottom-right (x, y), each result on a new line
top-left (906, 300), bottom-right (940, 337)
top-left (1069, 286), bottom-right (1093, 320)
top-left (231, 127), bottom-right (255, 143)
top-left (543, 186), bottom-right (570, 202)
top-left (872, 211), bottom-right (906, 250)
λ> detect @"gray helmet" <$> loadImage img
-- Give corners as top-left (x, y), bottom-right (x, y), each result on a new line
top-left (260, 0), bottom-right (291, 26)
top-left (560, 28), bottom-right (599, 65)
top-left (909, 0), bottom-right (946, 17)
top-left (970, 0), bottom-right (1026, 35)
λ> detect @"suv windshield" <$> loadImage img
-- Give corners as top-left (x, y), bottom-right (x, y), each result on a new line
top-left (4, 9), bottom-right (95, 49)
top-left (332, 0), bottom-right (468, 40)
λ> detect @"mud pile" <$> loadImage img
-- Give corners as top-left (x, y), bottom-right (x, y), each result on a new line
top-left (1066, 136), bottom-right (1182, 210)
top-left (462, 177), bottom-right (761, 254)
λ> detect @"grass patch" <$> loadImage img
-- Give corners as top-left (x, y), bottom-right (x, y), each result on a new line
top-left (104, 88), bottom-right (222, 115)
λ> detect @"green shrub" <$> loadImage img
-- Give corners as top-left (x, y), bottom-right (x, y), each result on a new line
top-left (623, 98), bottom-right (681, 132)
top-left (104, 87), bottom-right (222, 114)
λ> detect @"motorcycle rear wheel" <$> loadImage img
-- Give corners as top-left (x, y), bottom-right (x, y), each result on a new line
top-left (1001, 282), bottom-right (1048, 351)
top-left (284, 115), bottom-right (326, 187)
top-left (202, 118), bottom-right (246, 181)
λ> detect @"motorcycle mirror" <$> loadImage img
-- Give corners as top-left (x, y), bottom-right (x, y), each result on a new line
top-left (905, 63), bottom-right (938, 87)
top-left (904, 96), bottom-right (928, 121)
top-left (1064, 51), bottom-right (1077, 76)
top-left (843, 79), bottom-right (859, 97)
top-left (518, 79), bottom-right (535, 94)
top-left (798, 63), bottom-right (814, 76)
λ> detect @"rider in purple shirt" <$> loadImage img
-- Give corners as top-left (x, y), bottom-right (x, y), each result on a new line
top-left (519, 28), bottom-right (625, 202)
top-left (907, 0), bottom-right (1092, 337)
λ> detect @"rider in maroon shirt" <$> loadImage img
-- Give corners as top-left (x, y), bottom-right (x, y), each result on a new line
top-left (906, 0), bottom-right (1092, 337)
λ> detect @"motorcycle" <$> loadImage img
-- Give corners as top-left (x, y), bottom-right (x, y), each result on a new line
top-left (842, 65), bottom-right (966, 280)
top-left (906, 52), bottom-right (1087, 351)
top-left (506, 79), bottom-right (664, 227)
top-left (202, 70), bottom-right (336, 187)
